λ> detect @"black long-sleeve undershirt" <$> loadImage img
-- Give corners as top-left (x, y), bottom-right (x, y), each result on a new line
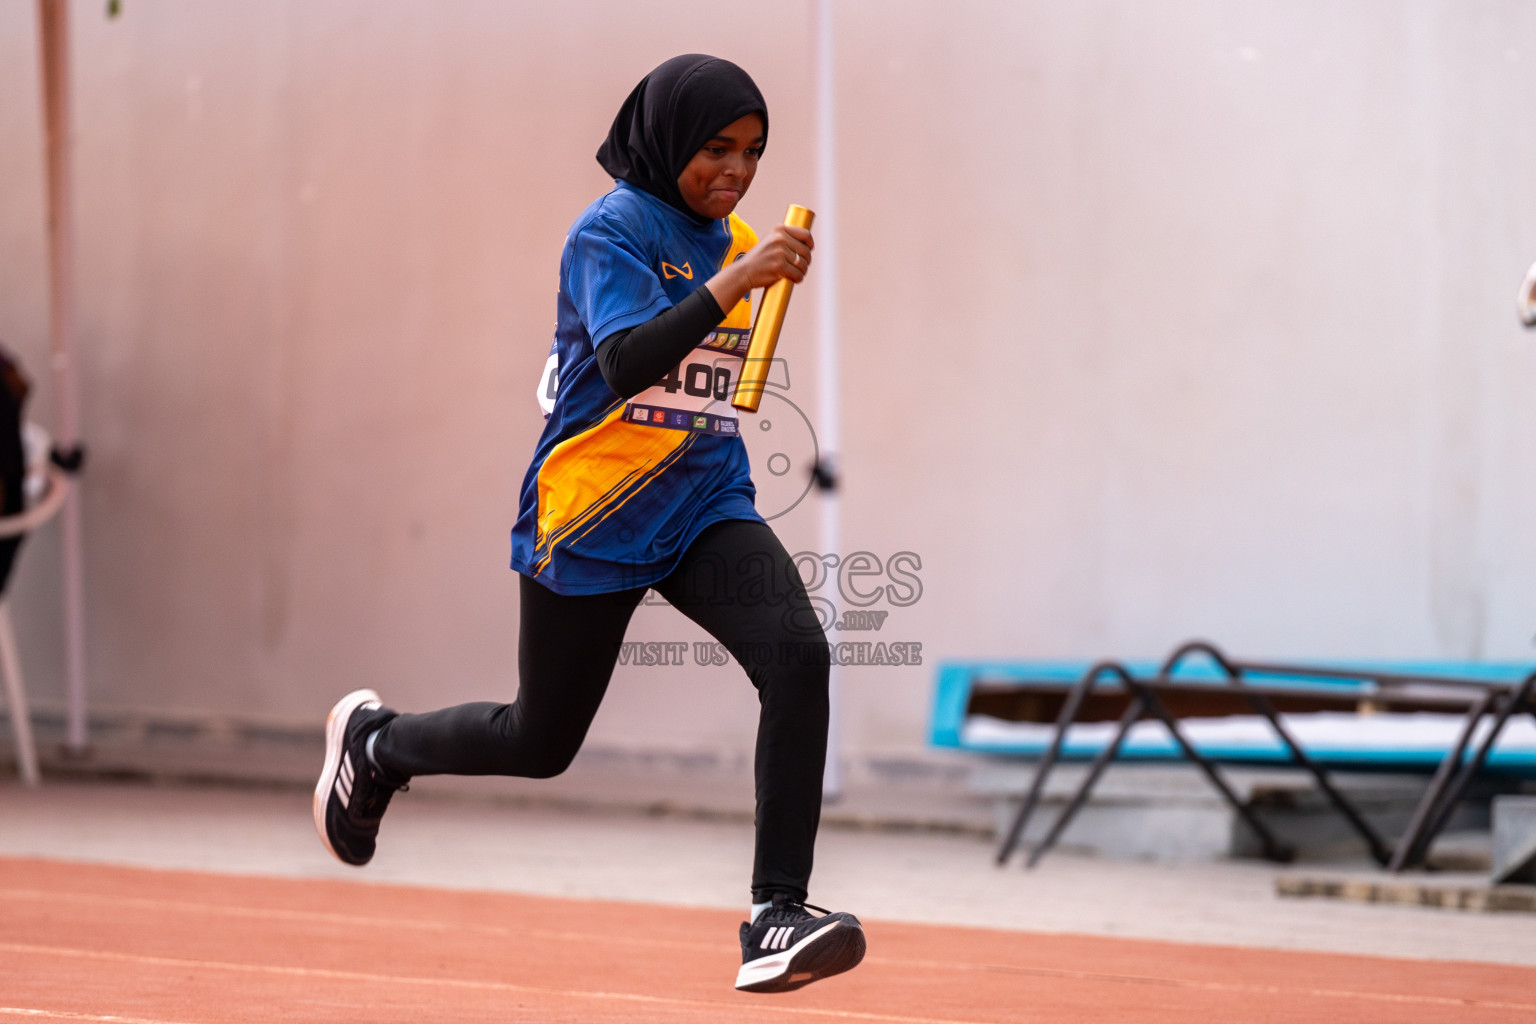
top-left (594, 286), bottom-right (726, 399)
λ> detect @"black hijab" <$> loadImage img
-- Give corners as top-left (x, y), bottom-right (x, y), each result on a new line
top-left (597, 55), bottom-right (768, 224)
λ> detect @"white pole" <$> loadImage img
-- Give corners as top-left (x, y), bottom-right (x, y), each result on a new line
top-left (37, 0), bottom-right (89, 755)
top-left (814, 0), bottom-right (843, 801)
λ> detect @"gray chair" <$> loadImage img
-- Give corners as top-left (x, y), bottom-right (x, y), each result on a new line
top-left (0, 464), bottom-right (69, 785)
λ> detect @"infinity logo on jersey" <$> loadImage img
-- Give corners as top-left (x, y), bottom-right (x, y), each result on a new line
top-left (661, 261), bottom-right (693, 280)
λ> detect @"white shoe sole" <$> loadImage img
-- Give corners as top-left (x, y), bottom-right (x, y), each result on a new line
top-left (735, 918), bottom-right (865, 993)
top-left (312, 688), bottom-right (382, 862)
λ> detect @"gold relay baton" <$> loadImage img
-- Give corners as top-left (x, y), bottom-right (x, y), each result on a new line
top-left (732, 204), bottom-right (815, 413)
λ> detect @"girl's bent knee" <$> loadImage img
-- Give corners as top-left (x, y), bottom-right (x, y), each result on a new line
top-left (521, 745), bottom-right (581, 779)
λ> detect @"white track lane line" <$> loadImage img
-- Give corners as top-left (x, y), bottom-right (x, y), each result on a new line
top-left (0, 1009), bottom-right (207, 1024)
top-left (0, 942), bottom-right (1002, 1024)
top-left (4, 888), bottom-right (1533, 1014)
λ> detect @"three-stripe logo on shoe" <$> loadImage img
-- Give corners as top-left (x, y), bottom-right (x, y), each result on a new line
top-left (335, 751), bottom-right (355, 807)
top-left (760, 926), bottom-right (794, 951)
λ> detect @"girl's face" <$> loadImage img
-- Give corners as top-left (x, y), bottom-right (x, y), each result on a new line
top-left (676, 113), bottom-right (765, 220)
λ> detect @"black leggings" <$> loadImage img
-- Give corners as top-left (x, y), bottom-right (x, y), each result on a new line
top-left (372, 518), bottom-right (831, 902)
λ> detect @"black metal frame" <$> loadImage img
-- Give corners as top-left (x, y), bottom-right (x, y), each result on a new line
top-left (994, 641), bottom-right (1536, 871)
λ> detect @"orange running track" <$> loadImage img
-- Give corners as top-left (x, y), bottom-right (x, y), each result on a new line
top-left (2, 856), bottom-right (1533, 1023)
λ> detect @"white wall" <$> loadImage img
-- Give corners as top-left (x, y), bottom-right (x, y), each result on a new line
top-left (2, 1), bottom-right (1534, 768)
top-left (835, 1), bottom-right (1536, 750)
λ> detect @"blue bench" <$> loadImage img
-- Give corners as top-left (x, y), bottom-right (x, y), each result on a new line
top-left (933, 660), bottom-right (1536, 773)
top-left (931, 642), bottom-right (1536, 870)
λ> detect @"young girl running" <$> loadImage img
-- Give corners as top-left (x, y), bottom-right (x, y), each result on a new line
top-left (313, 53), bottom-right (865, 994)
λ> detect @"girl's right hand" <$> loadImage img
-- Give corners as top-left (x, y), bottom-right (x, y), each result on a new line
top-left (705, 225), bottom-right (813, 311)
top-left (738, 224), bottom-right (814, 288)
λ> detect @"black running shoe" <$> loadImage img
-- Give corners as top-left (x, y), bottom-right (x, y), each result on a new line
top-left (735, 894), bottom-right (866, 993)
top-left (313, 688), bottom-right (405, 866)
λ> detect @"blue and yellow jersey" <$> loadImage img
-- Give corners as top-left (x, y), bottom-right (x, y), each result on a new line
top-left (511, 182), bottom-right (762, 594)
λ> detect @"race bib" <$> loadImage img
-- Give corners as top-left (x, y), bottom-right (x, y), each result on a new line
top-left (536, 342), bottom-right (559, 419)
top-left (623, 326), bottom-right (748, 437)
